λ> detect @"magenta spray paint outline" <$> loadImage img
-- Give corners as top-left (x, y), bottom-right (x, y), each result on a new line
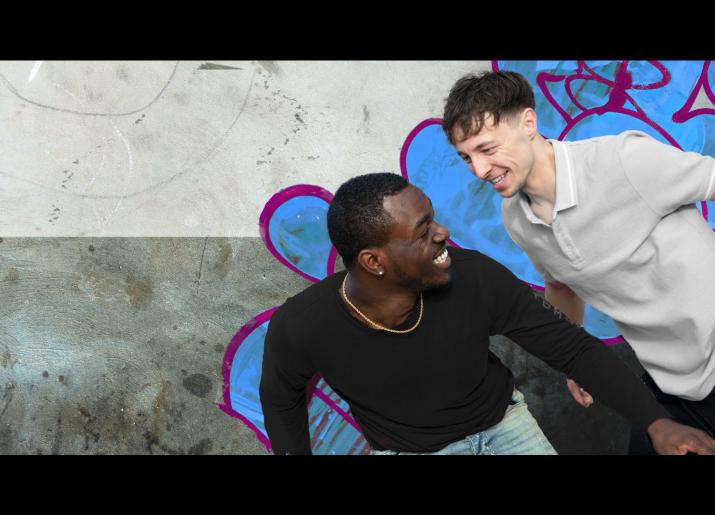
top-left (219, 185), bottom-right (367, 453)
top-left (258, 184), bottom-right (339, 282)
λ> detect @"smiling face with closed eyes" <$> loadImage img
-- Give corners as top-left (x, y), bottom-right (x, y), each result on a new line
top-left (453, 109), bottom-right (539, 199)
top-left (379, 185), bottom-right (453, 292)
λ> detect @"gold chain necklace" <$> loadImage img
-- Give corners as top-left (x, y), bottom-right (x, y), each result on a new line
top-left (341, 274), bottom-right (423, 334)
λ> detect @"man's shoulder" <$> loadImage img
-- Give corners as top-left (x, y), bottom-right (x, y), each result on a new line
top-left (565, 130), bottom-right (653, 156)
top-left (449, 246), bottom-right (505, 273)
top-left (448, 245), bottom-right (483, 262)
top-left (272, 272), bottom-right (343, 325)
top-left (448, 246), bottom-right (519, 293)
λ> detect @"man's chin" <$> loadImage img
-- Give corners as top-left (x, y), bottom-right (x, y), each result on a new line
top-left (422, 271), bottom-right (453, 293)
top-left (499, 187), bottom-right (519, 199)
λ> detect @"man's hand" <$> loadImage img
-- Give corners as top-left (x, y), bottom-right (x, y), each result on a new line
top-left (647, 418), bottom-right (715, 455)
top-left (566, 378), bottom-right (594, 408)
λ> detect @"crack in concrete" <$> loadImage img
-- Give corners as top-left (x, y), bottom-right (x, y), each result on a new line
top-left (0, 61), bottom-right (180, 117)
top-left (0, 65), bottom-right (258, 202)
top-left (196, 237), bottom-right (208, 293)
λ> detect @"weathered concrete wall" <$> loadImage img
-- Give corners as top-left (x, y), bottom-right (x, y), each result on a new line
top-left (0, 237), bottom-right (643, 454)
top-left (0, 60), bottom-right (489, 237)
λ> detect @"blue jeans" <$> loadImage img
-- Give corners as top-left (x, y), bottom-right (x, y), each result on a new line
top-left (370, 388), bottom-right (557, 455)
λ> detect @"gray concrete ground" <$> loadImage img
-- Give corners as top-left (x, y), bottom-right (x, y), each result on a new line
top-left (0, 237), bottom-right (643, 454)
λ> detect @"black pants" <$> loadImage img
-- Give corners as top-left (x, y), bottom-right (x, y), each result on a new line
top-left (628, 372), bottom-right (715, 455)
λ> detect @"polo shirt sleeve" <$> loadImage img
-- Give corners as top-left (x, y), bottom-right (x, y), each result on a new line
top-left (618, 130), bottom-right (715, 217)
top-left (259, 307), bottom-right (316, 455)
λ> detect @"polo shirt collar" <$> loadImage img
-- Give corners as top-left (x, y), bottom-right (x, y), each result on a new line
top-left (517, 139), bottom-right (579, 225)
top-left (551, 139), bottom-right (579, 213)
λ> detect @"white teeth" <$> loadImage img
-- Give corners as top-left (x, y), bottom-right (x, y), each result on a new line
top-left (491, 173), bottom-right (506, 185)
top-left (433, 248), bottom-right (448, 264)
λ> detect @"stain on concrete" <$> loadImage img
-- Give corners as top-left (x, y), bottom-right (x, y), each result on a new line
top-left (214, 344), bottom-right (223, 353)
top-left (188, 438), bottom-right (213, 455)
top-left (115, 65), bottom-right (130, 83)
top-left (0, 383), bottom-right (15, 420)
top-left (58, 375), bottom-right (66, 386)
top-left (257, 61), bottom-right (283, 77)
top-left (77, 405), bottom-right (100, 451)
top-left (151, 381), bottom-right (171, 442)
top-left (214, 240), bottom-right (232, 279)
top-left (51, 417), bottom-right (63, 455)
top-left (48, 204), bottom-right (61, 221)
top-left (363, 105), bottom-right (370, 122)
top-left (42, 371), bottom-right (49, 379)
top-left (4, 268), bottom-right (19, 281)
top-left (198, 63), bottom-right (243, 71)
top-left (126, 276), bottom-right (153, 310)
top-left (88, 245), bottom-right (95, 252)
top-left (1, 352), bottom-right (13, 368)
top-left (182, 374), bottom-right (212, 399)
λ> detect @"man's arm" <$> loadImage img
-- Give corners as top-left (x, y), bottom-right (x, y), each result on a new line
top-left (544, 281), bottom-right (584, 326)
top-left (482, 257), bottom-right (715, 454)
top-left (259, 310), bottom-right (315, 455)
top-left (618, 131), bottom-right (715, 215)
top-left (544, 282), bottom-right (593, 407)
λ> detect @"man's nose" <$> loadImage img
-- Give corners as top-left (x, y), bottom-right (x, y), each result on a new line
top-left (433, 221), bottom-right (450, 242)
top-left (471, 157), bottom-right (491, 180)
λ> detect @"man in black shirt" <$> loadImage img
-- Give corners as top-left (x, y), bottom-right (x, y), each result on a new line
top-left (259, 173), bottom-right (715, 455)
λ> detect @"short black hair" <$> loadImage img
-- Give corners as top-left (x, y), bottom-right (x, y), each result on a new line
top-left (327, 173), bottom-right (410, 269)
top-left (442, 71), bottom-right (535, 145)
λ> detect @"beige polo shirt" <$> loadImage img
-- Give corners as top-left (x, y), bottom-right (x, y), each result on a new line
top-left (502, 130), bottom-right (715, 400)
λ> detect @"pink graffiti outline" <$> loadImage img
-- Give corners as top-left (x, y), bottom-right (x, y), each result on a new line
top-left (258, 184), bottom-right (339, 284)
top-left (673, 60), bottom-right (715, 123)
top-left (217, 306), bottom-right (279, 452)
top-left (218, 306), bottom-right (365, 453)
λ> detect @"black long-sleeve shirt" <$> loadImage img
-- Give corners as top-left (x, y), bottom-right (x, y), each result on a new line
top-left (259, 247), bottom-right (669, 454)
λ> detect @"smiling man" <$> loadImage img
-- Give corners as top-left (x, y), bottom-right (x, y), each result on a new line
top-left (443, 70), bottom-right (715, 454)
top-left (259, 172), bottom-right (715, 455)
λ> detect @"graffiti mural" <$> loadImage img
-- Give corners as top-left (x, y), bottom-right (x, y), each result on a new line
top-left (218, 60), bottom-right (715, 454)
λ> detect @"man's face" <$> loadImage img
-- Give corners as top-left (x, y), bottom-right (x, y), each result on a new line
top-left (453, 111), bottom-right (535, 198)
top-left (381, 185), bottom-right (452, 291)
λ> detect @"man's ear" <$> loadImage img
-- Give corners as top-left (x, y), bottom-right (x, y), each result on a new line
top-left (357, 247), bottom-right (386, 277)
top-left (521, 108), bottom-right (538, 139)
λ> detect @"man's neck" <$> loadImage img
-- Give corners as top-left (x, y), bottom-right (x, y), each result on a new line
top-left (342, 272), bottom-right (419, 329)
top-left (523, 137), bottom-right (557, 224)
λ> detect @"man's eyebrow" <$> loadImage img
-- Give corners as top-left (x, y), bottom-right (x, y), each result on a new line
top-left (457, 140), bottom-right (494, 156)
top-left (413, 212), bottom-right (431, 233)
top-left (472, 140), bottom-right (494, 151)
